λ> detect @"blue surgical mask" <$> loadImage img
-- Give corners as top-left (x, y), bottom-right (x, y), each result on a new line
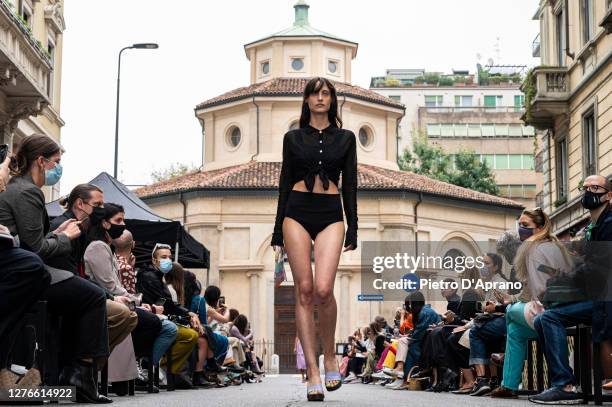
top-left (158, 258), bottom-right (173, 274)
top-left (44, 162), bottom-right (62, 186)
top-left (479, 266), bottom-right (491, 279)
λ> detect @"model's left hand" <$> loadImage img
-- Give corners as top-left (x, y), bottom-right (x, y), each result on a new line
top-left (343, 244), bottom-right (355, 252)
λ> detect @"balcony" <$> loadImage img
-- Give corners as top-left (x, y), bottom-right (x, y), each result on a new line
top-left (532, 33), bottom-right (540, 58)
top-left (0, 1), bottom-right (52, 124)
top-left (600, 5), bottom-right (612, 34)
top-left (521, 67), bottom-right (569, 130)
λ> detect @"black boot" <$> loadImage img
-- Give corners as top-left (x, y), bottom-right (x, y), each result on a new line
top-left (204, 358), bottom-right (227, 374)
top-left (60, 361), bottom-right (112, 404)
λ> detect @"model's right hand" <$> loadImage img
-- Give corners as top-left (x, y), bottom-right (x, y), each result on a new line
top-left (273, 245), bottom-right (282, 255)
top-left (61, 219), bottom-right (82, 240)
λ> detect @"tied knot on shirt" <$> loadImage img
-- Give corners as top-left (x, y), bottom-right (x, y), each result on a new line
top-left (304, 165), bottom-right (330, 192)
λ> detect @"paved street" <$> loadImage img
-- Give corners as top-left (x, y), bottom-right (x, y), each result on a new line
top-left (68, 375), bottom-right (550, 407)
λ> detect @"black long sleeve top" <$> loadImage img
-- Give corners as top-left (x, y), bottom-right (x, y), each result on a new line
top-left (271, 124), bottom-right (358, 249)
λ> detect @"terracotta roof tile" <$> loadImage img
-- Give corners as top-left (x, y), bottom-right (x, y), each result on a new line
top-left (137, 161), bottom-right (522, 208)
top-left (195, 77), bottom-right (404, 110)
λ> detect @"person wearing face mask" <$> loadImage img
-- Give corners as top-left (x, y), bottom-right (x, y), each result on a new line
top-left (84, 203), bottom-right (169, 395)
top-left (0, 135), bottom-right (111, 403)
top-left (137, 244), bottom-right (200, 389)
top-left (48, 183), bottom-right (105, 275)
top-left (529, 175), bottom-right (612, 404)
top-left (489, 208), bottom-right (572, 399)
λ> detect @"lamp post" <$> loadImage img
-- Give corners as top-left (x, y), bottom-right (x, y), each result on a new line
top-left (114, 43), bottom-right (158, 179)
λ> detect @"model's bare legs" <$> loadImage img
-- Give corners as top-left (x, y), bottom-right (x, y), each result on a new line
top-left (313, 221), bottom-right (344, 377)
top-left (283, 217), bottom-right (320, 387)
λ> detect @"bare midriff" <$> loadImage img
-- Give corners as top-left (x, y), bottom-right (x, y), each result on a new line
top-left (292, 176), bottom-right (339, 194)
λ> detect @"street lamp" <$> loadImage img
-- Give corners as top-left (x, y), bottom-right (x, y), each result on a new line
top-left (113, 43), bottom-right (159, 179)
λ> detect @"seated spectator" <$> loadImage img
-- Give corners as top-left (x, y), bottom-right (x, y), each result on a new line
top-left (0, 155), bottom-right (49, 390)
top-left (231, 314), bottom-right (262, 374)
top-left (343, 330), bottom-right (366, 383)
top-left (47, 183), bottom-right (104, 275)
top-left (112, 229), bottom-right (137, 294)
top-left (383, 291), bottom-right (441, 389)
top-left (530, 175), bottom-right (612, 404)
top-left (491, 208), bottom-right (572, 398)
top-left (0, 135), bottom-right (111, 403)
top-left (441, 279), bottom-right (461, 314)
top-left (137, 244), bottom-right (200, 389)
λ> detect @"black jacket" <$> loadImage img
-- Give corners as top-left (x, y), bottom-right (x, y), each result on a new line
top-left (47, 210), bottom-right (85, 274)
top-left (183, 270), bottom-right (201, 310)
top-left (578, 204), bottom-right (612, 299)
top-left (137, 265), bottom-right (190, 317)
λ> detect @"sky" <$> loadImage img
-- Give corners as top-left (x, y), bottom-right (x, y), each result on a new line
top-left (58, 0), bottom-right (540, 194)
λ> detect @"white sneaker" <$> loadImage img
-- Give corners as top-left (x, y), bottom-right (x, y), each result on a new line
top-left (158, 367), bottom-right (167, 386)
top-left (386, 378), bottom-right (404, 389)
top-left (343, 373), bottom-right (356, 383)
top-left (383, 367), bottom-right (397, 377)
top-left (372, 371), bottom-right (387, 380)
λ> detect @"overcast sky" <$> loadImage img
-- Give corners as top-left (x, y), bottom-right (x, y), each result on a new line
top-left (58, 0), bottom-right (540, 194)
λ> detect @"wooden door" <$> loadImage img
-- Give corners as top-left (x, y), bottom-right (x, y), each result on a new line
top-left (274, 286), bottom-right (321, 373)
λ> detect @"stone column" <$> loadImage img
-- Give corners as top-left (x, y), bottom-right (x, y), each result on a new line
top-left (338, 270), bottom-right (352, 340)
top-left (246, 271), bottom-right (260, 336)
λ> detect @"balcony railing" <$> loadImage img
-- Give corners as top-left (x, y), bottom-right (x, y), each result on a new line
top-left (522, 67), bottom-right (570, 130)
top-left (532, 33), bottom-right (541, 58)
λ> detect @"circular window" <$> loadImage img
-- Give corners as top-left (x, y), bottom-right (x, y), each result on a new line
top-left (226, 126), bottom-right (241, 148)
top-left (289, 121), bottom-right (299, 131)
top-left (358, 126), bottom-right (373, 148)
top-left (328, 60), bottom-right (338, 73)
top-left (261, 61), bottom-right (270, 75)
top-left (291, 58), bottom-right (304, 71)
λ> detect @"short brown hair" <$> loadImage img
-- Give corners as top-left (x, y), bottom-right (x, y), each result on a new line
top-left (9, 134), bottom-right (63, 176)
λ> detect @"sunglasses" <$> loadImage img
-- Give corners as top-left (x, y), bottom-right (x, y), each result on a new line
top-left (152, 243), bottom-right (172, 257)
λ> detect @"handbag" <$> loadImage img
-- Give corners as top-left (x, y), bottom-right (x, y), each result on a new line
top-left (542, 274), bottom-right (587, 309)
top-left (274, 247), bottom-right (287, 288)
top-left (406, 366), bottom-right (427, 390)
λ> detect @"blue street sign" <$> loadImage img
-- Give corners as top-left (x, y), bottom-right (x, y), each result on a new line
top-left (402, 273), bottom-right (420, 293)
top-left (357, 294), bottom-right (384, 301)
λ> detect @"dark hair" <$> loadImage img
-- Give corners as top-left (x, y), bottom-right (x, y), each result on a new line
top-left (85, 202), bottom-right (125, 246)
top-left (368, 321), bottom-right (379, 335)
top-left (59, 183), bottom-right (103, 209)
top-left (408, 291), bottom-right (426, 325)
top-left (229, 308), bottom-right (240, 322)
top-left (204, 285), bottom-right (221, 307)
top-left (9, 134), bottom-right (62, 176)
top-left (485, 252), bottom-right (503, 274)
top-left (233, 314), bottom-right (248, 335)
top-left (299, 77), bottom-right (343, 129)
top-left (166, 262), bottom-right (186, 306)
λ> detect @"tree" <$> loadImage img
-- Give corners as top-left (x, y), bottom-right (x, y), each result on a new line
top-left (151, 162), bottom-right (198, 183)
top-left (398, 133), bottom-right (499, 196)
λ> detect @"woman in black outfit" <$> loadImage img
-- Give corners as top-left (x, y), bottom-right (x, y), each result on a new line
top-left (271, 77), bottom-right (358, 401)
top-left (0, 135), bottom-right (111, 404)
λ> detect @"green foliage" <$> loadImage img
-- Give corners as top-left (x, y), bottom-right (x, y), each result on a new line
top-left (151, 162), bottom-right (198, 183)
top-left (423, 73), bottom-right (440, 84)
top-left (414, 76), bottom-right (424, 84)
top-left (522, 68), bottom-right (537, 122)
top-left (398, 133), bottom-right (499, 195)
top-left (383, 77), bottom-right (401, 87)
top-left (438, 76), bottom-right (454, 86)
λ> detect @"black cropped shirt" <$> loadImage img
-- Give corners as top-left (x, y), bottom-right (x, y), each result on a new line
top-left (271, 124), bottom-right (358, 249)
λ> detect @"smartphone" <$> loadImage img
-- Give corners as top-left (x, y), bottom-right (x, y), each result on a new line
top-left (219, 296), bottom-right (225, 306)
top-left (0, 144), bottom-right (8, 163)
top-left (128, 301), bottom-right (136, 312)
top-left (155, 298), bottom-right (166, 306)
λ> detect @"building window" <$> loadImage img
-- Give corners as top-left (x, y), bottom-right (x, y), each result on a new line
top-left (454, 95), bottom-right (473, 107)
top-left (555, 11), bottom-right (565, 66)
top-left (289, 121), bottom-right (299, 131)
top-left (47, 33), bottom-right (56, 101)
top-left (389, 95), bottom-right (401, 101)
top-left (424, 95), bottom-right (443, 107)
top-left (327, 59), bottom-right (338, 74)
top-left (514, 95), bottom-right (525, 111)
top-left (484, 95), bottom-right (503, 108)
top-left (261, 61), bottom-right (270, 76)
top-left (583, 110), bottom-right (597, 176)
top-left (358, 126), bottom-right (373, 148)
top-left (555, 137), bottom-right (568, 199)
top-left (468, 124), bottom-right (481, 137)
top-left (426, 124), bottom-right (440, 137)
top-left (497, 184), bottom-right (537, 198)
top-left (226, 126), bottom-right (242, 148)
top-left (291, 58), bottom-right (304, 71)
top-left (581, 0), bottom-right (594, 44)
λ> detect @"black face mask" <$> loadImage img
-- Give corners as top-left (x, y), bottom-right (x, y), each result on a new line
top-left (89, 206), bottom-right (106, 224)
top-left (108, 224), bottom-right (126, 240)
top-left (581, 191), bottom-right (608, 210)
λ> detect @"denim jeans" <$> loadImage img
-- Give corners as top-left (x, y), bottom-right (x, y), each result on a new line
top-left (152, 318), bottom-right (178, 365)
top-left (502, 302), bottom-right (538, 390)
top-left (469, 315), bottom-right (507, 366)
top-left (533, 301), bottom-right (593, 387)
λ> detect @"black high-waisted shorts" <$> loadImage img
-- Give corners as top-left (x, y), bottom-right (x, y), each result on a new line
top-left (285, 190), bottom-right (344, 241)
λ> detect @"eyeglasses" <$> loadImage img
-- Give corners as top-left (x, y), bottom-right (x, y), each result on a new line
top-left (152, 243), bottom-right (172, 257)
top-left (578, 185), bottom-right (609, 193)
